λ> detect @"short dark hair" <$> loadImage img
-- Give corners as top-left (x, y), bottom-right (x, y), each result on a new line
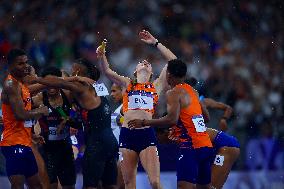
top-left (41, 66), bottom-right (62, 77)
top-left (76, 58), bottom-right (100, 81)
top-left (167, 59), bottom-right (187, 78)
top-left (7, 49), bottom-right (26, 65)
top-left (185, 77), bottom-right (197, 86)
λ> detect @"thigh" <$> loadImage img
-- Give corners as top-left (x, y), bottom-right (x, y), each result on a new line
top-left (139, 146), bottom-right (160, 181)
top-left (119, 148), bottom-right (139, 183)
top-left (26, 174), bottom-right (42, 189)
top-left (177, 149), bottom-right (198, 184)
top-left (42, 149), bottom-right (58, 184)
top-left (196, 148), bottom-right (213, 185)
top-left (211, 147), bottom-right (240, 189)
top-left (57, 143), bottom-right (76, 187)
top-left (8, 175), bottom-right (25, 189)
top-left (82, 147), bottom-right (105, 188)
top-left (101, 156), bottom-right (118, 187)
top-left (31, 145), bottom-right (50, 189)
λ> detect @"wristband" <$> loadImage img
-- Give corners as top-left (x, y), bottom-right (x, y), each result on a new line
top-left (154, 41), bottom-right (159, 47)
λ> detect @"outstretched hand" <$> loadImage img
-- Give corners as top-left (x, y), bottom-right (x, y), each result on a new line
top-left (128, 119), bottom-right (144, 129)
top-left (139, 30), bottom-right (157, 45)
top-left (96, 39), bottom-right (107, 58)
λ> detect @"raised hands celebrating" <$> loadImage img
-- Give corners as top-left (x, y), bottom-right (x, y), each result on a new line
top-left (139, 30), bottom-right (158, 45)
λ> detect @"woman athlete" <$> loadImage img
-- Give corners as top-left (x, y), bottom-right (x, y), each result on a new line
top-left (97, 30), bottom-right (177, 189)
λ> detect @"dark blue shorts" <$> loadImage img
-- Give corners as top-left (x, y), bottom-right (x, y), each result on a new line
top-left (119, 127), bottom-right (157, 153)
top-left (177, 147), bottom-right (213, 185)
top-left (213, 131), bottom-right (240, 151)
top-left (1, 145), bottom-right (38, 178)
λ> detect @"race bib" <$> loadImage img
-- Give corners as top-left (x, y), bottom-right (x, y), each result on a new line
top-left (128, 95), bottom-right (153, 110)
top-left (214, 155), bottom-right (225, 166)
top-left (24, 120), bottom-right (33, 128)
top-left (48, 127), bottom-right (65, 141)
top-left (92, 83), bottom-right (109, 96)
top-left (70, 135), bottom-right (78, 145)
top-left (192, 115), bottom-right (206, 132)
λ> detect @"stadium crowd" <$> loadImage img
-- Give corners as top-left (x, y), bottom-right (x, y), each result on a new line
top-left (0, 0), bottom-right (283, 170)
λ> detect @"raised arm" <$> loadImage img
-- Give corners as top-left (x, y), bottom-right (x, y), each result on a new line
top-left (139, 30), bottom-right (177, 94)
top-left (139, 30), bottom-right (177, 61)
top-left (4, 80), bottom-right (48, 120)
top-left (128, 89), bottom-right (180, 129)
top-left (96, 45), bottom-right (130, 88)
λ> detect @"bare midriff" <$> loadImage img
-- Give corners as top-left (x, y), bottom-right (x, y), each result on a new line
top-left (122, 109), bottom-right (152, 129)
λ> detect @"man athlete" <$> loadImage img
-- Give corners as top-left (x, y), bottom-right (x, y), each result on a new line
top-left (32, 67), bottom-right (76, 189)
top-left (128, 60), bottom-right (213, 189)
top-left (29, 58), bottom-right (119, 189)
top-left (0, 49), bottom-right (49, 189)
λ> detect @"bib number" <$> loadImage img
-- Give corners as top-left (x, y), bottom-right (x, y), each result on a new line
top-left (214, 155), bottom-right (225, 166)
top-left (93, 83), bottom-right (109, 96)
top-left (192, 115), bottom-right (206, 132)
top-left (128, 95), bottom-right (153, 110)
top-left (48, 127), bottom-right (65, 141)
top-left (24, 120), bottom-right (33, 128)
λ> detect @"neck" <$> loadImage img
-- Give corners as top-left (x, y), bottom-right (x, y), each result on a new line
top-left (48, 93), bottom-right (61, 101)
top-left (136, 70), bottom-right (150, 83)
top-left (10, 73), bottom-right (24, 83)
top-left (170, 79), bottom-right (184, 88)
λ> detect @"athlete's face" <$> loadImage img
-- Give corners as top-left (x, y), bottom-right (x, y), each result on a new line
top-left (135, 60), bottom-right (152, 74)
top-left (10, 55), bottom-right (30, 78)
top-left (111, 84), bottom-right (123, 103)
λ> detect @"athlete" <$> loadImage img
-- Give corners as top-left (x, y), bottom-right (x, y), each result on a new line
top-left (164, 77), bottom-right (240, 189)
top-left (0, 49), bottom-right (49, 189)
top-left (29, 58), bottom-right (118, 189)
top-left (97, 30), bottom-right (177, 189)
top-left (32, 67), bottom-right (76, 189)
top-left (200, 98), bottom-right (239, 189)
top-left (128, 60), bottom-right (213, 189)
top-left (110, 83), bottom-right (124, 189)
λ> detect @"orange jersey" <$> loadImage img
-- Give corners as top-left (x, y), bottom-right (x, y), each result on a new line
top-left (0, 74), bottom-right (33, 147)
top-left (172, 83), bottom-right (212, 149)
top-left (123, 82), bottom-right (158, 115)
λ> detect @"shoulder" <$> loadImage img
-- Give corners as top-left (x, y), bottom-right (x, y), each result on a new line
top-left (3, 79), bottom-right (20, 93)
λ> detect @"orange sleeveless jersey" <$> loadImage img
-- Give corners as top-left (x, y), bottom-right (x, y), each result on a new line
top-left (123, 82), bottom-right (158, 115)
top-left (0, 74), bottom-right (33, 147)
top-left (173, 83), bottom-right (212, 149)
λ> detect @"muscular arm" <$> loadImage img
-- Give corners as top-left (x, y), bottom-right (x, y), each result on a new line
top-left (200, 101), bottom-right (210, 123)
top-left (144, 90), bottom-right (180, 128)
top-left (5, 80), bottom-right (46, 120)
top-left (203, 98), bottom-right (233, 119)
top-left (28, 84), bottom-right (46, 96)
top-left (34, 76), bottom-right (84, 94)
